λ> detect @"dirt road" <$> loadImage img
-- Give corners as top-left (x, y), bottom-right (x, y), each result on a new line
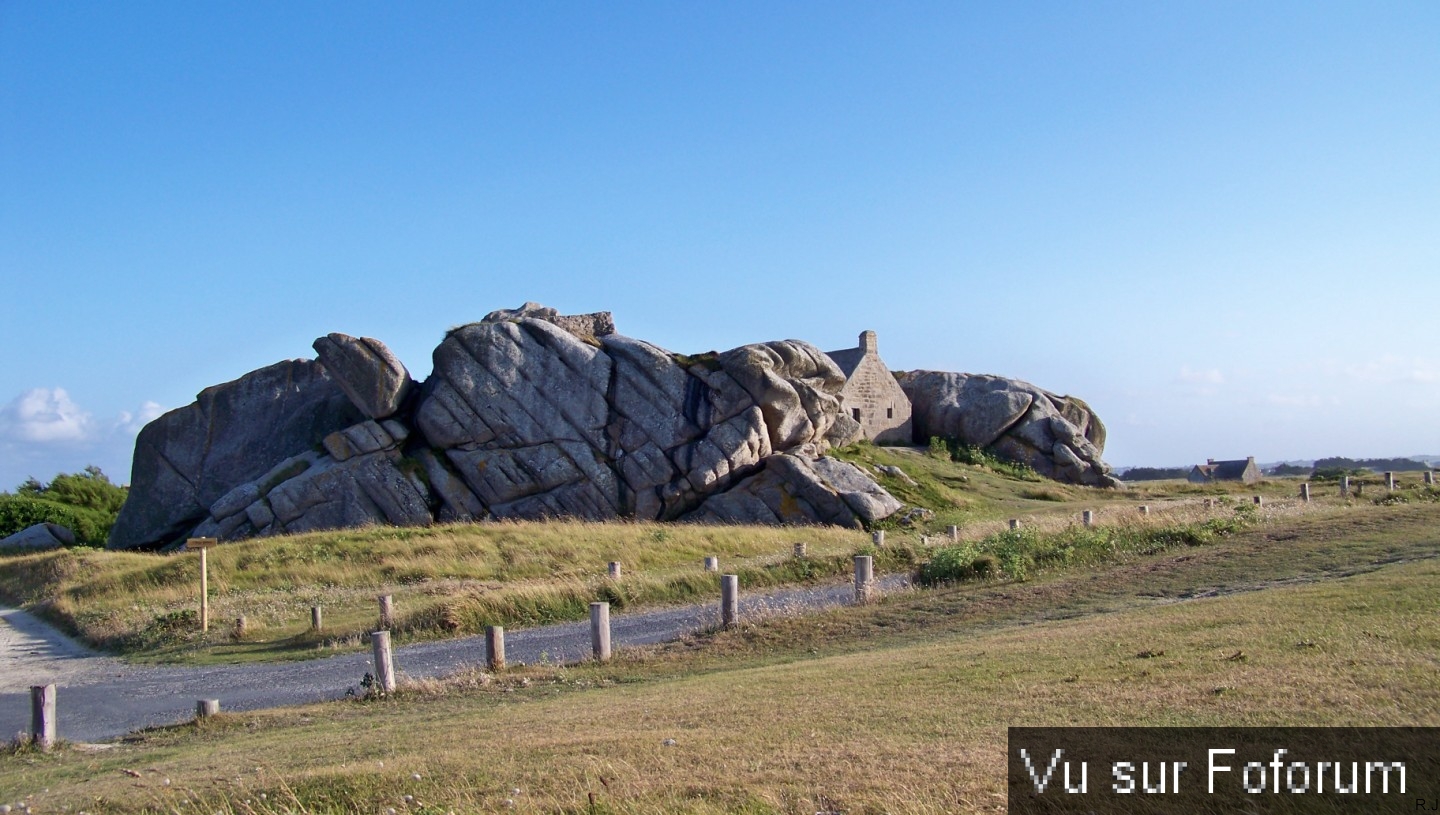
top-left (0, 575), bottom-right (907, 743)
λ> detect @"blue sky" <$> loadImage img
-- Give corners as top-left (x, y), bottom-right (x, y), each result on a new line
top-left (3, 2), bottom-right (1438, 488)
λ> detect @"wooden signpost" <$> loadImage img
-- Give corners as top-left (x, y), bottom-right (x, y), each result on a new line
top-left (187, 537), bottom-right (218, 633)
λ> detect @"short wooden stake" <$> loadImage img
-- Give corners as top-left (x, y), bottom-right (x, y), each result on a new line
top-left (1253, 495), bottom-right (1263, 506)
top-left (793, 542), bottom-right (807, 558)
top-left (720, 574), bottom-right (738, 628)
top-left (378, 594), bottom-right (394, 630)
top-left (1426, 470), bottom-right (1435, 486)
top-left (853, 555), bottom-right (875, 604)
top-left (1300, 483), bottom-right (1310, 502)
top-left (30, 684), bottom-right (55, 752)
top-left (1385, 472), bottom-right (1396, 491)
top-left (1138, 505), bottom-right (1150, 515)
top-left (871, 530), bottom-right (885, 547)
top-left (607, 561), bottom-right (621, 580)
top-left (1008, 519), bottom-right (1020, 530)
top-left (590, 602), bottom-right (611, 662)
top-left (1203, 498), bottom-right (1214, 509)
top-left (486, 625), bottom-right (505, 672)
top-left (196, 699), bottom-right (220, 719)
top-left (1340, 476), bottom-right (1350, 497)
top-left (311, 605), bottom-right (323, 632)
top-left (1082, 510), bottom-right (1094, 527)
top-left (703, 556), bottom-right (719, 572)
top-left (371, 630), bottom-right (396, 694)
top-left (947, 524), bottom-right (959, 542)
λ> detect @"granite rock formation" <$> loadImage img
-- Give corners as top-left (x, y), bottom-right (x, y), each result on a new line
top-left (897, 371), bottom-right (1121, 488)
top-left (109, 306), bottom-right (894, 549)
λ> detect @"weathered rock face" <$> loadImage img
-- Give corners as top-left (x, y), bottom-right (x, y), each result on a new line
top-left (0, 522), bottom-right (75, 553)
top-left (110, 306), bottom-right (903, 549)
top-left (312, 333), bottom-right (415, 419)
top-left (898, 371), bottom-right (1121, 488)
top-left (683, 453), bottom-right (902, 527)
top-left (109, 360), bottom-right (365, 549)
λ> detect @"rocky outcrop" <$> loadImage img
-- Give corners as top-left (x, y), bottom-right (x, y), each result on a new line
top-left (312, 334), bottom-right (415, 419)
top-left (683, 453), bottom-right (902, 527)
top-left (109, 360), bottom-right (365, 549)
top-left (0, 523), bottom-right (74, 553)
top-left (898, 371), bottom-right (1121, 488)
top-left (110, 306), bottom-right (902, 549)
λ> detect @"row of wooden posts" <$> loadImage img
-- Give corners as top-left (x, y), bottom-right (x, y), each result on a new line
top-left (21, 550), bottom-right (887, 748)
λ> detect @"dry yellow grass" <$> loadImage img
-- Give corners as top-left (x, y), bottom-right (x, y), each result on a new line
top-left (3, 503), bottom-right (1436, 814)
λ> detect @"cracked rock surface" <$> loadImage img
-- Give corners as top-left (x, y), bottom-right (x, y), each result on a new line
top-left (109, 307), bottom-right (898, 549)
top-left (897, 370), bottom-right (1121, 488)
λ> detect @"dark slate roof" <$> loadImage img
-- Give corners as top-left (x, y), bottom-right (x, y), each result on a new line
top-left (825, 347), bottom-right (864, 378)
top-left (1209, 459), bottom-right (1252, 479)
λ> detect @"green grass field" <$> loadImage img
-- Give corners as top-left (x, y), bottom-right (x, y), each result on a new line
top-left (2, 449), bottom-right (1436, 812)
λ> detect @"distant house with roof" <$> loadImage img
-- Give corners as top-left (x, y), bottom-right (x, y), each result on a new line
top-left (825, 330), bottom-right (912, 444)
top-left (1188, 457), bottom-right (1261, 485)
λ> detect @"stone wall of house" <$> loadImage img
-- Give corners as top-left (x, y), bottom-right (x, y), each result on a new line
top-left (838, 332), bottom-right (913, 444)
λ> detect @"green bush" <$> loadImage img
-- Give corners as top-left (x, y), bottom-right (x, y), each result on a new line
top-left (2, 467), bottom-right (126, 546)
top-left (915, 514), bottom-right (1255, 587)
top-left (0, 495), bottom-right (112, 546)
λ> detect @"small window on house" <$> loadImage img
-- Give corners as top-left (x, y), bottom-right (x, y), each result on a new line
top-left (852, 408), bottom-right (861, 421)
top-left (886, 407), bottom-right (894, 419)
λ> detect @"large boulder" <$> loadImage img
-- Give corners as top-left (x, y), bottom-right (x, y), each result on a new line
top-left (682, 453), bottom-right (903, 527)
top-left (110, 306), bottom-right (909, 548)
top-left (0, 523), bottom-right (75, 553)
top-left (109, 360), bottom-right (365, 549)
top-left (312, 333), bottom-right (415, 419)
top-left (898, 371), bottom-right (1121, 488)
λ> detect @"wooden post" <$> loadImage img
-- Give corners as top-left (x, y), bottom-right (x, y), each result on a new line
top-left (1300, 483), bottom-right (1310, 502)
top-left (1008, 519), bottom-right (1020, 530)
top-left (871, 530), bottom-right (885, 547)
top-left (311, 605), bottom-right (323, 632)
top-left (590, 602), bottom-right (611, 662)
top-left (1138, 505), bottom-right (1150, 515)
top-left (853, 555), bottom-right (874, 604)
top-left (947, 524), bottom-right (959, 542)
top-left (793, 542), bottom-right (807, 558)
top-left (1385, 472), bottom-right (1396, 491)
top-left (1203, 498), bottom-right (1214, 509)
top-left (1082, 510), bottom-right (1094, 527)
top-left (1426, 470), bottom-right (1435, 486)
top-left (1253, 495), bottom-right (1263, 506)
top-left (1340, 476), bottom-right (1350, 497)
top-left (378, 594), bottom-right (394, 630)
top-left (486, 625), bottom-right (505, 672)
top-left (703, 556), bottom-right (719, 572)
top-left (607, 561), bottom-right (621, 580)
top-left (187, 537), bottom-right (217, 633)
top-left (196, 699), bottom-right (220, 719)
top-left (720, 574), bottom-right (738, 628)
top-left (30, 684), bottom-right (55, 752)
top-left (371, 630), bottom-right (396, 694)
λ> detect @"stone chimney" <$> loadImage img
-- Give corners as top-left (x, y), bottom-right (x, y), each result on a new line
top-left (859, 330), bottom-right (877, 355)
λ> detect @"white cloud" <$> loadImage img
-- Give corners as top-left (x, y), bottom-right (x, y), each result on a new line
top-left (1324, 355), bottom-right (1440, 385)
top-left (116, 401), bottom-right (165, 435)
top-left (1178, 366), bottom-right (1224, 385)
top-left (0, 390), bottom-right (169, 488)
top-left (0, 388), bottom-right (95, 444)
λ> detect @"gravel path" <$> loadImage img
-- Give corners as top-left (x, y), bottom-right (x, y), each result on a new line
top-left (0, 575), bottom-right (908, 744)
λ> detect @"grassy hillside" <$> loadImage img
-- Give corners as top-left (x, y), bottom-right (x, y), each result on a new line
top-left (0, 444), bottom-right (1427, 666)
top-left (2, 501), bottom-right (1436, 813)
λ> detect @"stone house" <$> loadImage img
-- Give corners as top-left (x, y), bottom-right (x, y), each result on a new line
top-left (1188, 457), bottom-right (1261, 485)
top-left (825, 330), bottom-right (912, 444)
